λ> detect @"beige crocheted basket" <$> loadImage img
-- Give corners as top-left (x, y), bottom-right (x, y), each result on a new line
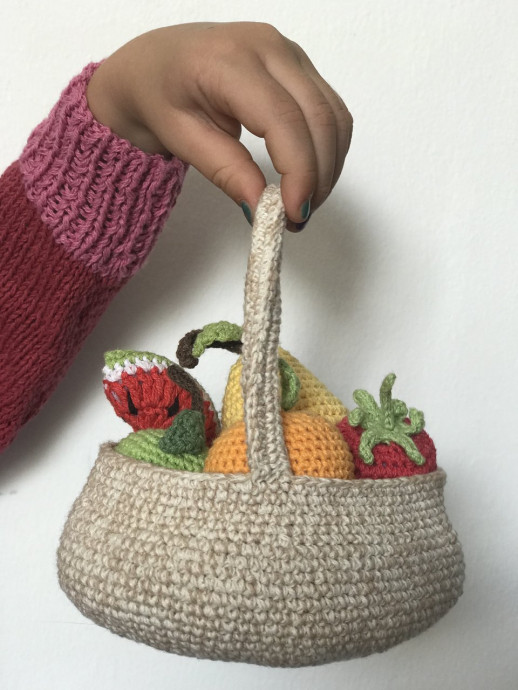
top-left (57, 185), bottom-right (464, 667)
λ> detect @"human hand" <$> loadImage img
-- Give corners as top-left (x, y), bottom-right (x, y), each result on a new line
top-left (86, 22), bottom-right (353, 230)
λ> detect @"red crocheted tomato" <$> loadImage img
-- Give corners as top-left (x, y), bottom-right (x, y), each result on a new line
top-left (337, 374), bottom-right (437, 479)
top-left (338, 418), bottom-right (436, 479)
top-left (103, 351), bottom-right (218, 445)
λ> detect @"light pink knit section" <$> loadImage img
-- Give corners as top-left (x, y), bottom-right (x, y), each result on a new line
top-left (19, 62), bottom-right (188, 281)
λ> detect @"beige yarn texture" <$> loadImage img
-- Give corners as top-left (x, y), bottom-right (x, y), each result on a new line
top-left (57, 185), bottom-right (465, 667)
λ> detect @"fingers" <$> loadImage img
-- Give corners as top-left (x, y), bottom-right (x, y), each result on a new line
top-left (290, 45), bottom-right (353, 202)
top-left (139, 25), bottom-right (353, 229)
top-left (217, 61), bottom-right (319, 223)
top-left (326, 84), bottom-right (354, 190)
top-left (265, 61), bottom-right (338, 213)
top-left (151, 109), bottom-right (268, 213)
top-left (301, 77), bottom-right (353, 205)
top-left (218, 50), bottom-right (353, 225)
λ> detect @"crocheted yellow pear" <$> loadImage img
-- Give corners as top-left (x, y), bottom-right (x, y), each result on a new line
top-left (177, 322), bottom-right (348, 429)
top-left (222, 348), bottom-right (348, 428)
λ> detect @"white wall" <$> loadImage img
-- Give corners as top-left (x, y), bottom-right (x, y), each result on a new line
top-left (1, 1), bottom-right (516, 688)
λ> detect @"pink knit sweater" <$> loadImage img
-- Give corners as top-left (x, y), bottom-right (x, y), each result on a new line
top-left (0, 62), bottom-right (188, 452)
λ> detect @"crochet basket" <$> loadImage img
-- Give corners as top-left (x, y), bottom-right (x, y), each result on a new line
top-left (57, 185), bottom-right (464, 667)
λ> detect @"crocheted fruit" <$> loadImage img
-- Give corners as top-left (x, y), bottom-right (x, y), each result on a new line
top-left (337, 374), bottom-right (437, 479)
top-left (103, 349), bottom-right (219, 444)
top-left (176, 322), bottom-right (348, 428)
top-left (204, 411), bottom-right (355, 479)
top-left (116, 409), bottom-right (207, 471)
top-left (221, 348), bottom-right (348, 428)
top-left (177, 321), bottom-right (244, 369)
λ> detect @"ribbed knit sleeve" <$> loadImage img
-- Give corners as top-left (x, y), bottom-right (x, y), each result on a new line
top-left (19, 61), bottom-right (188, 280)
top-left (0, 62), bottom-right (188, 453)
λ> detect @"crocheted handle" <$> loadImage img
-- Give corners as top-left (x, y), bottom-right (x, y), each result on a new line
top-left (241, 184), bottom-right (292, 484)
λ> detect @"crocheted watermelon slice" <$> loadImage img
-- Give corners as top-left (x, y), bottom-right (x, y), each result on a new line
top-left (103, 349), bottom-right (219, 444)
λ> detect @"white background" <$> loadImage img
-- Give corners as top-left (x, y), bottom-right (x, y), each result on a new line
top-left (1, 1), bottom-right (517, 688)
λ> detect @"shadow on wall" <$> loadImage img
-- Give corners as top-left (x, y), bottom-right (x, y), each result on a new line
top-left (0, 168), bottom-right (374, 479)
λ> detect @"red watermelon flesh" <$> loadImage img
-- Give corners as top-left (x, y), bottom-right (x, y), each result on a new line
top-left (104, 366), bottom-right (218, 444)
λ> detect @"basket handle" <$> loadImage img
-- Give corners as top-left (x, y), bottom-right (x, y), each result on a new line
top-left (241, 184), bottom-right (292, 484)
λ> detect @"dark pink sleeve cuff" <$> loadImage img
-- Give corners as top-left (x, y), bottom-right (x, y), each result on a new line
top-left (19, 61), bottom-right (189, 281)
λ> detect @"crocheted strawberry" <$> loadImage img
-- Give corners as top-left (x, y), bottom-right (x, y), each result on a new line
top-left (337, 374), bottom-right (436, 479)
top-left (103, 350), bottom-right (219, 444)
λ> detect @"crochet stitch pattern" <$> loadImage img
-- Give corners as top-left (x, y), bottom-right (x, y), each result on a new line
top-left (116, 427), bottom-right (206, 471)
top-left (157, 409), bottom-right (207, 455)
top-left (191, 321), bottom-right (244, 360)
top-left (177, 323), bottom-right (243, 369)
top-left (222, 347), bottom-right (348, 428)
top-left (349, 373), bottom-right (426, 465)
top-left (103, 349), bottom-right (219, 441)
top-left (338, 375), bottom-right (437, 479)
top-left (57, 186), bottom-right (464, 667)
top-left (177, 321), bottom-right (302, 413)
top-left (204, 411), bottom-right (355, 478)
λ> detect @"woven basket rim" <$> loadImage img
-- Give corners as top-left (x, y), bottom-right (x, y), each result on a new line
top-left (98, 441), bottom-right (447, 490)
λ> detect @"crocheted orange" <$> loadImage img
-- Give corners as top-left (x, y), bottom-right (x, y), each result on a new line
top-left (204, 411), bottom-right (354, 479)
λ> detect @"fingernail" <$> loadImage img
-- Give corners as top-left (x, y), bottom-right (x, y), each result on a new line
top-left (240, 201), bottom-right (253, 226)
top-left (293, 211), bottom-right (312, 232)
top-left (300, 198), bottom-right (311, 222)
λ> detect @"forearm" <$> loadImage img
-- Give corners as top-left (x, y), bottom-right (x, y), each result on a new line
top-left (0, 62), bottom-right (188, 453)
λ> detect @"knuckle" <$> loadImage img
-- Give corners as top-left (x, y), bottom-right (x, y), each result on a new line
top-left (273, 99), bottom-right (305, 127)
top-left (210, 162), bottom-right (236, 193)
top-left (254, 22), bottom-right (283, 41)
top-left (288, 38), bottom-right (304, 54)
top-left (311, 100), bottom-right (337, 129)
top-left (316, 183), bottom-right (332, 205)
top-left (328, 87), bottom-right (353, 129)
top-left (337, 101), bottom-right (354, 131)
top-left (211, 38), bottom-right (242, 64)
top-left (210, 159), bottom-right (248, 196)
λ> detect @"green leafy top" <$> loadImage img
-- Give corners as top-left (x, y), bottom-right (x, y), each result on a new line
top-left (348, 373), bottom-right (426, 466)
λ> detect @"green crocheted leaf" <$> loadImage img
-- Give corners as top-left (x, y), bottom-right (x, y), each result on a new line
top-left (348, 407), bottom-right (363, 427)
top-left (158, 409), bottom-right (207, 455)
top-left (379, 373), bottom-right (397, 408)
top-left (192, 322), bottom-right (243, 358)
top-left (279, 358), bottom-right (300, 411)
top-left (116, 428), bottom-right (206, 471)
top-left (397, 435), bottom-right (426, 465)
top-left (407, 407), bottom-right (425, 434)
top-left (352, 389), bottom-right (378, 416)
top-left (392, 399), bottom-right (409, 422)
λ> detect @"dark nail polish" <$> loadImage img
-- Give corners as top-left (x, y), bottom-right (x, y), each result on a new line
top-left (293, 210), bottom-right (312, 232)
top-left (240, 201), bottom-right (253, 226)
top-left (300, 198), bottom-right (311, 222)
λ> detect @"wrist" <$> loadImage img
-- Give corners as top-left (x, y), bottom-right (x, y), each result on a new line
top-left (86, 60), bottom-right (170, 157)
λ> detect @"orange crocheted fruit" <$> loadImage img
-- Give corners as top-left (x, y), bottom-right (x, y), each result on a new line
top-left (204, 411), bottom-right (354, 479)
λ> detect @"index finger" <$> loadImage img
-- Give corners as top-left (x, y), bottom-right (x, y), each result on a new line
top-left (218, 60), bottom-right (318, 223)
